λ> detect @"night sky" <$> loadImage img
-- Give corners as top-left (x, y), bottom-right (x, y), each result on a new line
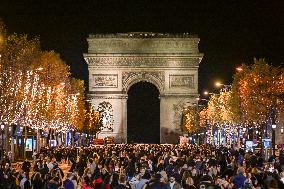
top-left (1, 1), bottom-right (284, 94)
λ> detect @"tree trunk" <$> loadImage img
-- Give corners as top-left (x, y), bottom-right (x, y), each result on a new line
top-left (23, 125), bottom-right (27, 159)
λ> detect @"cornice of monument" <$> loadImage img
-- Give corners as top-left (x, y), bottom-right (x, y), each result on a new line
top-left (160, 93), bottom-right (199, 97)
top-left (84, 56), bottom-right (202, 68)
top-left (88, 32), bottom-right (198, 39)
top-left (86, 32), bottom-right (202, 55)
top-left (84, 54), bottom-right (203, 58)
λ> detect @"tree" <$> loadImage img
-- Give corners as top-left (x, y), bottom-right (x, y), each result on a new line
top-left (68, 78), bottom-right (85, 131)
top-left (182, 105), bottom-right (199, 134)
top-left (0, 22), bottom-right (89, 157)
top-left (85, 102), bottom-right (100, 135)
top-left (199, 107), bottom-right (208, 128)
top-left (207, 94), bottom-right (222, 125)
top-left (0, 34), bottom-right (41, 125)
top-left (235, 58), bottom-right (284, 125)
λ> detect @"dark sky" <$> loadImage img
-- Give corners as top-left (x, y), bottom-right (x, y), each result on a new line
top-left (1, 0), bottom-right (284, 94)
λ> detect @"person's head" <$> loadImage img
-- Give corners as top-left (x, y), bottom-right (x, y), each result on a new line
top-left (50, 169), bottom-right (57, 178)
top-left (104, 174), bottom-right (112, 184)
top-left (21, 172), bottom-right (26, 178)
top-left (94, 172), bottom-right (101, 179)
top-left (246, 172), bottom-right (252, 179)
top-left (5, 163), bottom-right (10, 169)
top-left (280, 171), bottom-right (284, 178)
top-left (169, 176), bottom-right (175, 183)
top-left (118, 174), bottom-right (127, 185)
top-left (84, 176), bottom-right (91, 186)
top-left (72, 174), bottom-right (78, 181)
top-left (160, 177), bottom-right (166, 183)
top-left (192, 168), bottom-right (197, 176)
top-left (186, 177), bottom-right (194, 186)
top-left (135, 173), bottom-right (141, 180)
top-left (237, 167), bottom-right (245, 175)
top-left (84, 167), bottom-right (90, 175)
top-left (150, 173), bottom-right (159, 181)
top-left (140, 168), bottom-right (146, 175)
top-left (101, 168), bottom-right (108, 175)
top-left (34, 172), bottom-right (41, 181)
top-left (182, 170), bottom-right (191, 180)
top-left (67, 172), bottom-right (74, 180)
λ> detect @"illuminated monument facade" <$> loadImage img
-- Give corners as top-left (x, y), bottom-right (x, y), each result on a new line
top-left (84, 33), bottom-right (203, 143)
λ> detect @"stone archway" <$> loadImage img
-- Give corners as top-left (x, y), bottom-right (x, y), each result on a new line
top-left (84, 33), bottom-right (203, 143)
top-left (127, 81), bottom-right (160, 143)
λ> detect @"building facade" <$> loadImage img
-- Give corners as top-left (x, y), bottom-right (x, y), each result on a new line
top-left (84, 33), bottom-right (203, 143)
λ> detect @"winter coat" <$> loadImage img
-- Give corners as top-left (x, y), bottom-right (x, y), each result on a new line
top-left (233, 173), bottom-right (246, 189)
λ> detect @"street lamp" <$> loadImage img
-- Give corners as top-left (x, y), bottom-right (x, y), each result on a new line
top-left (236, 67), bottom-right (243, 72)
top-left (272, 123), bottom-right (277, 156)
top-left (215, 82), bottom-right (231, 89)
top-left (196, 97), bottom-right (208, 102)
top-left (203, 91), bottom-right (215, 95)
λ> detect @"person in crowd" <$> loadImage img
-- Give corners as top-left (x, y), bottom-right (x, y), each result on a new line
top-left (63, 172), bottom-right (75, 189)
top-left (168, 176), bottom-right (181, 189)
top-left (22, 159), bottom-right (31, 177)
top-left (102, 173), bottom-right (112, 189)
top-left (32, 172), bottom-right (44, 189)
top-left (233, 167), bottom-right (246, 189)
top-left (129, 173), bottom-right (141, 189)
top-left (71, 172), bottom-right (79, 189)
top-left (4, 169), bottom-right (17, 189)
top-left (20, 172), bottom-right (31, 189)
top-left (183, 176), bottom-right (195, 189)
top-left (47, 174), bottom-right (62, 189)
top-left (93, 172), bottom-right (103, 189)
top-left (81, 176), bottom-right (93, 189)
top-left (89, 158), bottom-right (96, 175)
top-left (114, 174), bottom-right (129, 189)
top-left (135, 169), bottom-right (150, 189)
top-left (148, 173), bottom-right (168, 189)
top-left (2, 143), bottom-right (284, 189)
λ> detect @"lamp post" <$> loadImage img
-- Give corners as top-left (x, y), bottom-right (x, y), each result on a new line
top-left (1, 123), bottom-right (4, 159)
top-left (203, 91), bottom-right (215, 96)
top-left (236, 67), bottom-right (243, 72)
top-left (272, 123), bottom-right (277, 157)
top-left (215, 82), bottom-right (231, 91)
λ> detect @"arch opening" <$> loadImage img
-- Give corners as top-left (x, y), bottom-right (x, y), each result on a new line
top-left (127, 81), bottom-right (160, 143)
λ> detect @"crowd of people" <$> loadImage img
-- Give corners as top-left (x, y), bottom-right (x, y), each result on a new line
top-left (0, 144), bottom-right (284, 189)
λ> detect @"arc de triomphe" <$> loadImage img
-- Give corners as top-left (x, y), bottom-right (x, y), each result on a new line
top-left (84, 33), bottom-right (203, 143)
